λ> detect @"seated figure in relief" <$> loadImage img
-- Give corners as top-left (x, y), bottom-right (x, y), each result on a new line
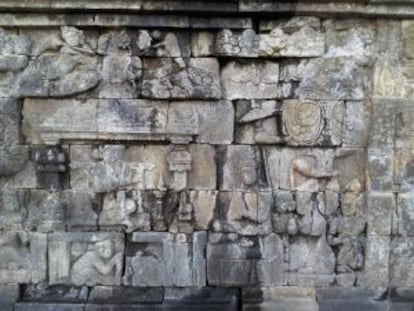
top-left (71, 239), bottom-right (122, 286)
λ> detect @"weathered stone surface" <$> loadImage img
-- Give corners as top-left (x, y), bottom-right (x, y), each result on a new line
top-left (360, 236), bottom-right (390, 286)
top-left (191, 190), bottom-right (217, 230)
top-left (219, 145), bottom-right (267, 191)
top-left (191, 32), bottom-right (214, 57)
top-left (259, 17), bottom-right (324, 58)
top-left (70, 145), bottom-right (146, 192)
top-left (99, 55), bottom-right (142, 99)
top-left (317, 288), bottom-right (390, 311)
top-left (395, 193), bottom-right (414, 236)
top-left (22, 284), bottom-right (88, 303)
top-left (187, 144), bottom-right (216, 190)
top-left (221, 60), bottom-right (279, 100)
top-left (48, 232), bottom-right (124, 286)
top-left (325, 19), bottom-right (376, 57)
top-left (194, 100), bottom-right (234, 145)
top-left (403, 20), bottom-right (414, 59)
top-left (243, 287), bottom-right (318, 311)
top-left (235, 100), bottom-right (280, 144)
top-left (15, 303), bottom-right (85, 311)
top-left (99, 190), bottom-right (150, 232)
top-left (294, 57), bottom-right (372, 100)
top-left (282, 99), bottom-right (344, 146)
top-left (0, 284), bottom-right (20, 311)
top-left (207, 233), bottom-right (285, 287)
top-left (215, 29), bottom-right (259, 57)
top-left (390, 237), bottom-right (414, 287)
top-left (124, 232), bottom-right (206, 287)
top-left (367, 192), bottom-right (394, 236)
top-left (0, 232), bottom-right (47, 284)
top-left (0, 98), bottom-right (28, 177)
top-left (394, 148), bottom-right (414, 193)
top-left (288, 236), bottom-right (335, 286)
top-left (390, 288), bottom-right (414, 311)
top-left (214, 192), bottom-right (259, 235)
top-left (89, 286), bottom-right (163, 304)
top-left (142, 58), bottom-right (221, 99)
top-left (17, 54), bottom-right (100, 98)
top-left (23, 99), bottom-right (202, 144)
top-left (368, 148), bottom-right (393, 191)
top-left (342, 101), bottom-right (371, 147)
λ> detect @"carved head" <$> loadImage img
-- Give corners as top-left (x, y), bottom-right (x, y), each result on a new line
top-left (94, 240), bottom-right (114, 259)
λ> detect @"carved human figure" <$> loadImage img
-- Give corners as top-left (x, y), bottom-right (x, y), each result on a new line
top-left (71, 240), bottom-right (123, 286)
top-left (151, 31), bottom-right (181, 57)
top-left (290, 155), bottom-right (337, 192)
top-left (60, 26), bottom-right (94, 55)
top-left (0, 232), bottom-right (29, 270)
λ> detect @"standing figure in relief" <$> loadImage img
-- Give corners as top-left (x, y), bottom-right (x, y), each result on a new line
top-left (0, 232), bottom-right (29, 270)
top-left (71, 240), bottom-right (123, 286)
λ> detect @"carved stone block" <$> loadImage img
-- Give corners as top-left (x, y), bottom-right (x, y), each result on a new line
top-left (99, 190), bottom-right (151, 233)
top-left (70, 145), bottom-right (146, 192)
top-left (324, 19), bottom-right (376, 57)
top-left (288, 236), bottom-right (336, 286)
top-left (215, 29), bottom-right (259, 57)
top-left (23, 99), bottom-right (192, 144)
top-left (235, 100), bottom-right (281, 144)
top-left (359, 236), bottom-right (390, 287)
top-left (294, 57), bottom-right (372, 100)
top-left (0, 98), bottom-right (28, 177)
top-left (0, 232), bottom-right (47, 284)
top-left (123, 232), bottom-right (207, 287)
top-left (282, 99), bottom-right (344, 146)
top-left (214, 192), bottom-right (259, 235)
top-left (367, 192), bottom-right (394, 236)
top-left (192, 31), bottom-right (215, 57)
top-left (207, 233), bottom-right (285, 287)
top-left (342, 101), bottom-right (371, 147)
top-left (99, 55), bottom-right (142, 99)
top-left (259, 17), bottom-right (324, 57)
top-left (395, 193), bottom-right (414, 236)
top-left (394, 148), bottom-right (414, 193)
top-left (48, 232), bottom-right (124, 286)
top-left (390, 237), bottom-right (414, 287)
top-left (33, 145), bottom-right (68, 191)
top-left (219, 145), bottom-right (267, 191)
top-left (367, 148), bottom-right (393, 191)
top-left (221, 60), bottom-right (279, 100)
top-left (22, 284), bottom-right (89, 303)
top-left (187, 144), bottom-right (216, 190)
top-left (194, 100), bottom-right (234, 145)
top-left (279, 148), bottom-right (336, 192)
top-left (142, 57), bottom-right (221, 99)
top-left (190, 190), bottom-right (217, 230)
top-left (17, 54), bottom-right (100, 98)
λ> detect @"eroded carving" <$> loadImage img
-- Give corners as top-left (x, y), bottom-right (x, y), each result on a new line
top-left (0, 232), bottom-right (46, 284)
top-left (48, 233), bottom-right (124, 286)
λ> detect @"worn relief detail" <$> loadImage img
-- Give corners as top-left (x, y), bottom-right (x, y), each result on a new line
top-left (0, 12), bottom-right (412, 310)
top-left (48, 233), bottom-right (124, 286)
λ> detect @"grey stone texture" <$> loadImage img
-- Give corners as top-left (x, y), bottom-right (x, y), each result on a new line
top-left (1, 4), bottom-right (414, 310)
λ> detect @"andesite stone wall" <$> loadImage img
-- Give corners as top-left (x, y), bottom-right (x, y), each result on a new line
top-left (0, 1), bottom-right (413, 310)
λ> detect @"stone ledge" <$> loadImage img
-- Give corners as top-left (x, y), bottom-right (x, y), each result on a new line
top-left (1, 0), bottom-right (414, 18)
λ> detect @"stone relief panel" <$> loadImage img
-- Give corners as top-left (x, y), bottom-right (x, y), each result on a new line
top-left (123, 232), bottom-right (206, 287)
top-left (48, 233), bottom-right (124, 286)
top-left (0, 13), bottom-right (412, 309)
top-left (0, 232), bottom-right (47, 284)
